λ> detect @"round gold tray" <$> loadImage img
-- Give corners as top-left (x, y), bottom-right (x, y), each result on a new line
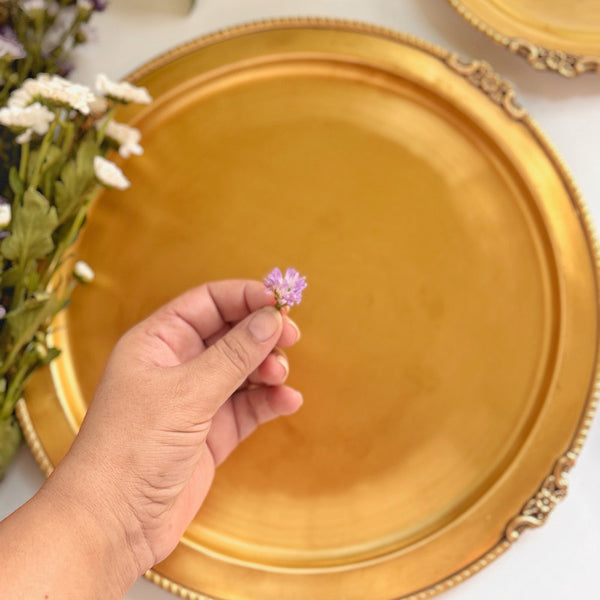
top-left (447, 0), bottom-right (600, 77)
top-left (18, 19), bottom-right (599, 600)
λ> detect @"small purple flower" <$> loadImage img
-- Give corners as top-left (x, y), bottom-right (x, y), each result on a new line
top-left (264, 267), bottom-right (307, 310)
top-left (0, 26), bottom-right (26, 61)
top-left (56, 59), bottom-right (75, 77)
top-left (91, 0), bottom-right (109, 10)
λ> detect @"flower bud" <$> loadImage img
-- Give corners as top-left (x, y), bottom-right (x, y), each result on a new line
top-left (73, 260), bottom-right (95, 283)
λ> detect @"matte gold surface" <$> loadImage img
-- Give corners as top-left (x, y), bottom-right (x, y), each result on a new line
top-left (23, 20), bottom-right (599, 600)
top-left (448, 0), bottom-right (600, 76)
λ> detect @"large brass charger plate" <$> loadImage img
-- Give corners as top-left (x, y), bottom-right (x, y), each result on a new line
top-left (447, 0), bottom-right (600, 77)
top-left (20, 19), bottom-right (599, 600)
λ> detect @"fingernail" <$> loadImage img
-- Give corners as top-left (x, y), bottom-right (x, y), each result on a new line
top-left (286, 318), bottom-right (301, 342)
top-left (248, 307), bottom-right (281, 342)
top-left (275, 354), bottom-right (289, 379)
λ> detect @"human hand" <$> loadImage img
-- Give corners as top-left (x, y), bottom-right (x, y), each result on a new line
top-left (44, 279), bottom-right (302, 588)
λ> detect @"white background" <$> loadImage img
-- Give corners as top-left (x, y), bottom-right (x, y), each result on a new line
top-left (1, 1), bottom-right (599, 598)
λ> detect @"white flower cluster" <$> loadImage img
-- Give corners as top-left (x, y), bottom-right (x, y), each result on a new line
top-left (8, 73), bottom-right (96, 114)
top-left (93, 156), bottom-right (130, 190)
top-left (0, 102), bottom-right (55, 143)
top-left (98, 119), bottom-right (143, 158)
top-left (95, 73), bottom-right (152, 105)
top-left (1, 73), bottom-right (152, 169)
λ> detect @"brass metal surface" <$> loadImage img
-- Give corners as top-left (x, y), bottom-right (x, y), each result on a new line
top-left (21, 19), bottom-right (599, 600)
top-left (448, 0), bottom-right (600, 77)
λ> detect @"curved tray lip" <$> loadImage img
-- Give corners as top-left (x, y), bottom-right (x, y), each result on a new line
top-left (17, 16), bottom-right (600, 600)
top-left (446, 0), bottom-right (600, 78)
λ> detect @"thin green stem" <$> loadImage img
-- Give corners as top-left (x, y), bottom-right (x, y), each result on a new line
top-left (0, 357), bottom-right (32, 419)
top-left (96, 105), bottom-right (117, 145)
top-left (18, 141), bottom-right (30, 182)
top-left (40, 193), bottom-right (95, 289)
top-left (60, 120), bottom-right (75, 155)
top-left (29, 118), bottom-right (59, 190)
top-left (48, 15), bottom-right (85, 61)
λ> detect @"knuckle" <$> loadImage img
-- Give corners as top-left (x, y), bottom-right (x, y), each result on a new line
top-left (217, 336), bottom-right (253, 377)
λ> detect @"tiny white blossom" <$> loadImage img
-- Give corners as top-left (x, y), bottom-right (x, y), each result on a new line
top-left (93, 156), bottom-right (131, 190)
top-left (95, 73), bottom-right (152, 105)
top-left (0, 103), bottom-right (55, 140)
top-left (98, 119), bottom-right (143, 158)
top-left (9, 73), bottom-right (95, 114)
top-left (88, 94), bottom-right (108, 115)
top-left (16, 130), bottom-right (33, 144)
top-left (0, 204), bottom-right (11, 228)
top-left (7, 86), bottom-right (33, 108)
top-left (20, 0), bottom-right (46, 15)
top-left (76, 0), bottom-right (94, 11)
top-left (73, 260), bottom-right (95, 283)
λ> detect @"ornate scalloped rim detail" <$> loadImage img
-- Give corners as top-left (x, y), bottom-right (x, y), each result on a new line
top-left (446, 0), bottom-right (600, 78)
top-left (507, 38), bottom-right (600, 78)
top-left (504, 452), bottom-right (576, 541)
top-left (446, 53), bottom-right (526, 120)
top-left (15, 17), bottom-right (600, 600)
top-left (14, 398), bottom-right (53, 478)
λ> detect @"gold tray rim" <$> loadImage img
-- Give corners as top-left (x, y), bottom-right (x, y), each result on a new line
top-left (17, 16), bottom-right (600, 600)
top-left (447, 0), bottom-right (600, 78)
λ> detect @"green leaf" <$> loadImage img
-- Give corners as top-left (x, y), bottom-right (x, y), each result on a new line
top-left (39, 346), bottom-right (61, 366)
top-left (0, 265), bottom-right (29, 288)
top-left (55, 148), bottom-right (95, 224)
top-left (0, 416), bottom-right (22, 480)
top-left (23, 269), bottom-right (40, 292)
top-left (41, 145), bottom-right (65, 197)
top-left (4, 294), bottom-right (60, 344)
top-left (8, 167), bottom-right (24, 198)
top-left (54, 179), bottom-right (72, 219)
top-left (1, 188), bottom-right (58, 264)
top-left (75, 138), bottom-right (97, 181)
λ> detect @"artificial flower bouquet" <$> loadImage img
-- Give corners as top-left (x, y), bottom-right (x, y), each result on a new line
top-left (0, 0), bottom-right (151, 478)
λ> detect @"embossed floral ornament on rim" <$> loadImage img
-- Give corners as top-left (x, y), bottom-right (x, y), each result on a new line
top-left (446, 0), bottom-right (600, 78)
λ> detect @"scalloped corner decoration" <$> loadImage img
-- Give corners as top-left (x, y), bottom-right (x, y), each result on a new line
top-left (446, 54), bottom-right (526, 120)
top-left (504, 452), bottom-right (577, 542)
top-left (508, 38), bottom-right (600, 78)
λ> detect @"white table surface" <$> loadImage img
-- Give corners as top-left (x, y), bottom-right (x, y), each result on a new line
top-left (1, 1), bottom-right (599, 598)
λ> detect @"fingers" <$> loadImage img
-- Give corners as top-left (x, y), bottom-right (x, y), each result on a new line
top-left (248, 349), bottom-right (289, 386)
top-left (135, 280), bottom-right (274, 364)
top-left (207, 385), bottom-right (303, 466)
top-left (203, 315), bottom-right (300, 349)
top-left (177, 306), bottom-right (284, 417)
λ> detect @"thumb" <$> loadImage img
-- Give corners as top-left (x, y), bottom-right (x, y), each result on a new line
top-left (177, 306), bottom-right (283, 417)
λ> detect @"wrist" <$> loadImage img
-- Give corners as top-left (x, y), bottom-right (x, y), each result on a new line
top-left (39, 454), bottom-right (153, 596)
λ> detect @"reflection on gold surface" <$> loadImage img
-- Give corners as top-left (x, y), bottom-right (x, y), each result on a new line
top-left (23, 20), bottom-right (599, 600)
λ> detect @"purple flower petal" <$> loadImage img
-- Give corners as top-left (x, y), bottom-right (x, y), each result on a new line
top-left (264, 266), bottom-right (307, 309)
top-left (0, 26), bottom-right (26, 60)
